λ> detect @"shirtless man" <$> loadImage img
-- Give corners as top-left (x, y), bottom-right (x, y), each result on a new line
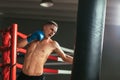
top-left (17, 21), bottom-right (73, 80)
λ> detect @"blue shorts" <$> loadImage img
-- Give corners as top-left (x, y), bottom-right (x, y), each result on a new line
top-left (17, 71), bottom-right (45, 80)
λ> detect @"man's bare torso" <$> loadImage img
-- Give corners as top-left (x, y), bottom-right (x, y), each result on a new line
top-left (22, 39), bottom-right (56, 76)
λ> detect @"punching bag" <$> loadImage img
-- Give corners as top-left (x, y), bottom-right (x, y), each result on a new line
top-left (71, 0), bottom-right (107, 80)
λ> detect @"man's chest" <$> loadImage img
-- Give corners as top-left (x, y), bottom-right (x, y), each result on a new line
top-left (29, 41), bottom-right (55, 53)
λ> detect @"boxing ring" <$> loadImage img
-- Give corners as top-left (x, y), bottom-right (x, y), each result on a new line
top-left (0, 24), bottom-right (73, 80)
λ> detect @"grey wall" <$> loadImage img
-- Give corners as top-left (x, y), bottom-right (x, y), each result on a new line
top-left (100, 25), bottom-right (120, 80)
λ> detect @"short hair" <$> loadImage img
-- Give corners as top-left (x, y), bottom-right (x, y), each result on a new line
top-left (43, 21), bottom-right (58, 28)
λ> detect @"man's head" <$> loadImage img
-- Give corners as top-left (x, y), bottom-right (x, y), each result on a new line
top-left (43, 21), bottom-right (58, 28)
top-left (42, 21), bottom-right (58, 38)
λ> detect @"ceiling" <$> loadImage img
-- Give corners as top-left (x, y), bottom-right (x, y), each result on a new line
top-left (0, 0), bottom-right (120, 25)
top-left (0, 0), bottom-right (78, 22)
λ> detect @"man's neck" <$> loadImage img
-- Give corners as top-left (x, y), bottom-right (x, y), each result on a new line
top-left (43, 37), bottom-right (52, 42)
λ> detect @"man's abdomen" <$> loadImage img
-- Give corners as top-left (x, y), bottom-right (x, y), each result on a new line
top-left (22, 57), bottom-right (45, 76)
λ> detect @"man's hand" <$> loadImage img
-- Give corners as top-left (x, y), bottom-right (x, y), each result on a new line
top-left (27, 31), bottom-right (44, 43)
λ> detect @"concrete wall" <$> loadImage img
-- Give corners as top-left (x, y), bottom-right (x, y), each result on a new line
top-left (100, 25), bottom-right (120, 80)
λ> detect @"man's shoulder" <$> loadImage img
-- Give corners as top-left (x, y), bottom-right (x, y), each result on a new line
top-left (51, 40), bottom-right (61, 49)
top-left (52, 40), bottom-right (58, 44)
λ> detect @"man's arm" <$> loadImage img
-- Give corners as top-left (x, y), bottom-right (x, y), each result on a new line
top-left (54, 41), bottom-right (73, 64)
top-left (17, 31), bottom-right (44, 48)
top-left (62, 54), bottom-right (73, 64)
top-left (17, 38), bottom-right (28, 48)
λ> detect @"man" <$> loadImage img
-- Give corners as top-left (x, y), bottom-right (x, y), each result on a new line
top-left (17, 21), bottom-right (73, 80)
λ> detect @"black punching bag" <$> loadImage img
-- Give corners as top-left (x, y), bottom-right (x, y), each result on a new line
top-left (71, 0), bottom-right (107, 80)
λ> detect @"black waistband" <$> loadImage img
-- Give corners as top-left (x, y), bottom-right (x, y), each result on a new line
top-left (20, 71), bottom-right (44, 78)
